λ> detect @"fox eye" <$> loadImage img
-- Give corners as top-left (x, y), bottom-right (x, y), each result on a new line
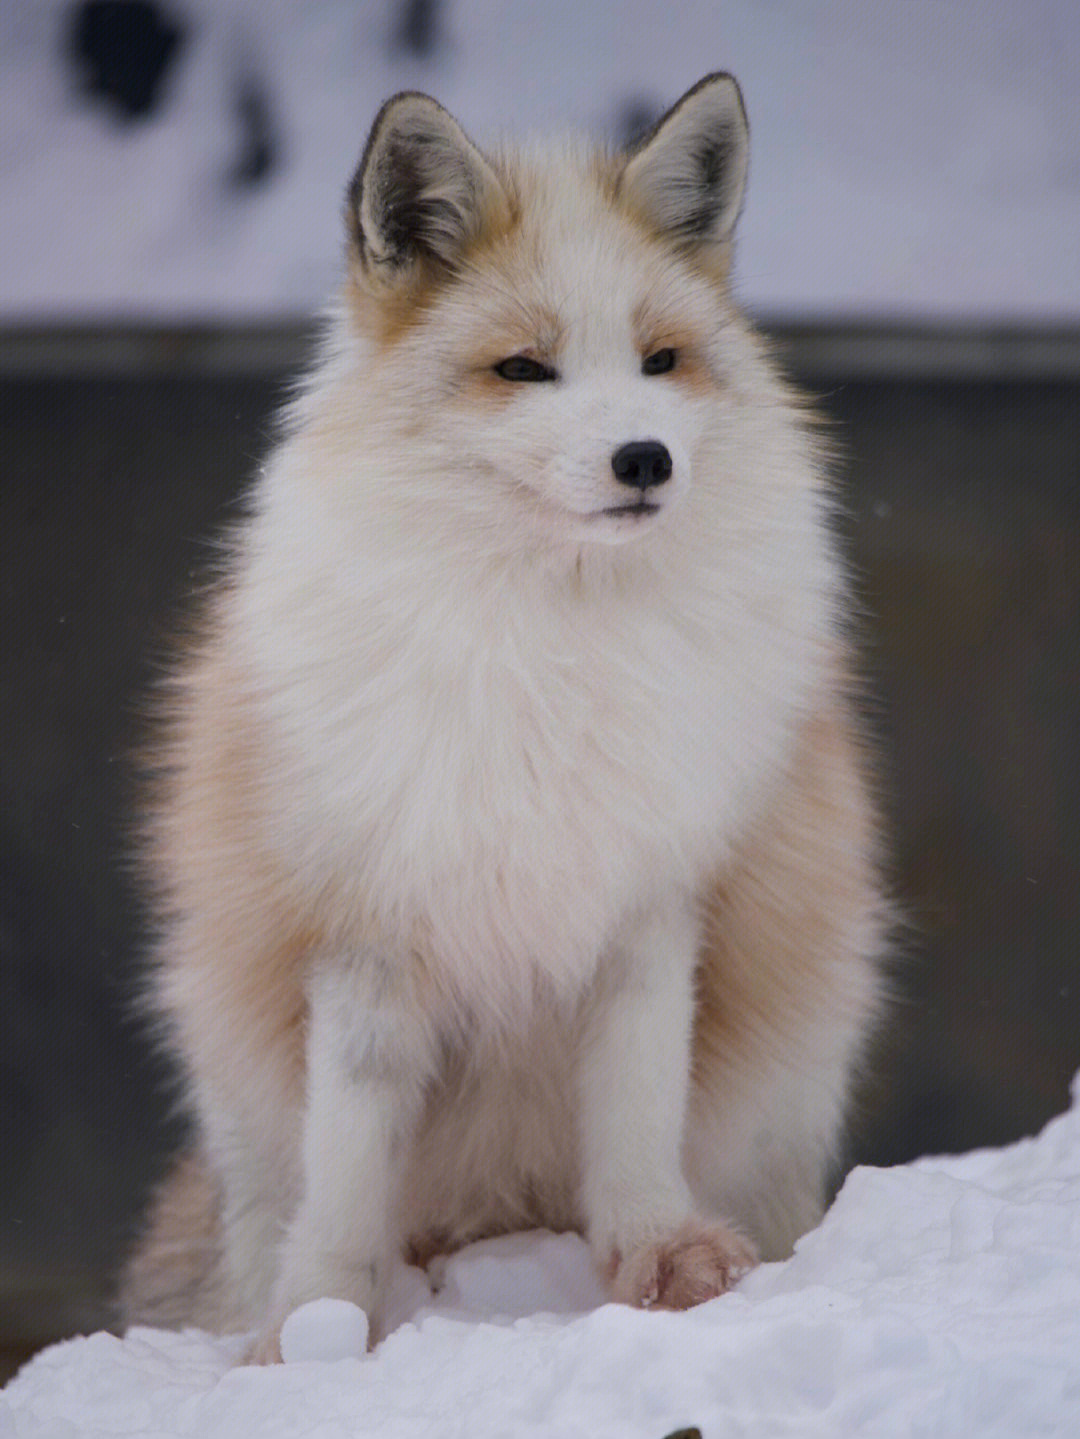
top-left (494, 355), bottom-right (558, 382)
top-left (642, 347), bottom-right (677, 376)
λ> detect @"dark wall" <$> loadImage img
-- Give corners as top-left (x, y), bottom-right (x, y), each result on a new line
top-left (2, 352), bottom-right (1078, 1359)
top-left (833, 379), bottom-right (1080, 1162)
top-left (1, 375), bottom-right (269, 1356)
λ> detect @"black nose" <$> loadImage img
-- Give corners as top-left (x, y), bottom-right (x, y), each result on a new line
top-left (611, 439), bottom-right (673, 490)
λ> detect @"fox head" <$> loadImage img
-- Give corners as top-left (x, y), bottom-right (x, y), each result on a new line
top-left (325, 77), bottom-right (760, 558)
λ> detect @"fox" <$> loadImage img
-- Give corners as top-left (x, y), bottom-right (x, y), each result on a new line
top-left (120, 74), bottom-right (888, 1363)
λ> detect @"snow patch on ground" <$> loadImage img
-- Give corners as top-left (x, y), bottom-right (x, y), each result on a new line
top-left (6, 1078), bottom-right (1080, 1437)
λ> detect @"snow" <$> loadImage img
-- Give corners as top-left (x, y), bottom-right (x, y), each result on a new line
top-left (279, 1300), bottom-right (369, 1365)
top-left (1, 0), bottom-right (1078, 324)
top-left (6, 1079), bottom-right (1080, 1437)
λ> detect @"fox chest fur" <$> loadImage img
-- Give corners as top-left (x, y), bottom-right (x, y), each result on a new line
top-left (226, 433), bottom-right (835, 1020)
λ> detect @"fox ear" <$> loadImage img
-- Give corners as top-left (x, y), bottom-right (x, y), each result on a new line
top-left (348, 92), bottom-right (510, 280)
top-left (620, 73), bottom-right (748, 245)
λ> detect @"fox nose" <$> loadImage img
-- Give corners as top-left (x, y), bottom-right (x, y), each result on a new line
top-left (611, 439), bottom-right (673, 490)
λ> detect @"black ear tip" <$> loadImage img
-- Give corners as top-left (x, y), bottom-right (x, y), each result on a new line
top-left (687, 72), bottom-right (748, 125)
top-left (356, 91), bottom-right (448, 175)
top-left (348, 91), bottom-right (441, 237)
top-left (619, 71), bottom-right (750, 246)
top-left (626, 72), bottom-right (749, 164)
top-left (374, 89), bottom-right (447, 122)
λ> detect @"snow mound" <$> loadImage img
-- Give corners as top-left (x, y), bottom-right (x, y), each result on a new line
top-left (6, 1081), bottom-right (1080, 1437)
top-left (279, 1299), bottom-right (369, 1365)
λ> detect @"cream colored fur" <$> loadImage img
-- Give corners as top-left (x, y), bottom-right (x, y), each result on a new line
top-left (121, 76), bottom-right (887, 1360)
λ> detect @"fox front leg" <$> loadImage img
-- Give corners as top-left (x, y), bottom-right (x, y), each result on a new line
top-left (579, 895), bottom-right (757, 1310)
top-left (247, 955), bottom-right (435, 1362)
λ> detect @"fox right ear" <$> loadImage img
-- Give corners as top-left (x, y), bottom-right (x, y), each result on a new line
top-left (620, 73), bottom-right (749, 246)
top-left (348, 93), bottom-right (510, 282)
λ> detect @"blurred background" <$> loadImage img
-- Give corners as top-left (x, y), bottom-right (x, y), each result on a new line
top-left (2, 0), bottom-right (1078, 1378)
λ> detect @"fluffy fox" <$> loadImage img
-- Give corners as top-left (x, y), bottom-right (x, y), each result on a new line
top-left (121, 74), bottom-right (887, 1362)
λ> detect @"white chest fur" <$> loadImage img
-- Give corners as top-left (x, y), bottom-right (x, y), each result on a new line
top-left (236, 439), bottom-right (834, 1020)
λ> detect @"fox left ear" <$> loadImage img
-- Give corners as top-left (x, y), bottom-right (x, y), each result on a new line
top-left (619, 73), bottom-right (749, 245)
top-left (348, 92), bottom-right (510, 283)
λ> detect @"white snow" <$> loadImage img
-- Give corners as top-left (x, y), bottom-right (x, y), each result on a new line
top-left (279, 1299), bottom-right (369, 1365)
top-left (1, 0), bottom-right (1078, 324)
top-left (5, 1077), bottom-right (1080, 1437)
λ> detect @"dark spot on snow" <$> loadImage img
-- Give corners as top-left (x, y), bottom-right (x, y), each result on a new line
top-left (228, 74), bottom-right (279, 189)
top-left (393, 0), bottom-right (443, 58)
top-left (616, 95), bottom-right (664, 152)
top-left (68, 0), bottom-right (187, 122)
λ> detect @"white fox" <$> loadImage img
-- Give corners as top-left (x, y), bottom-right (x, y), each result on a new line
top-left (122, 74), bottom-right (887, 1362)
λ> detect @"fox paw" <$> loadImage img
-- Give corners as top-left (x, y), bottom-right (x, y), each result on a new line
top-left (609, 1217), bottom-right (758, 1310)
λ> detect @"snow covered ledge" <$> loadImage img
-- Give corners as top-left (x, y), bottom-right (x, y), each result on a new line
top-left (5, 1078), bottom-right (1080, 1435)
